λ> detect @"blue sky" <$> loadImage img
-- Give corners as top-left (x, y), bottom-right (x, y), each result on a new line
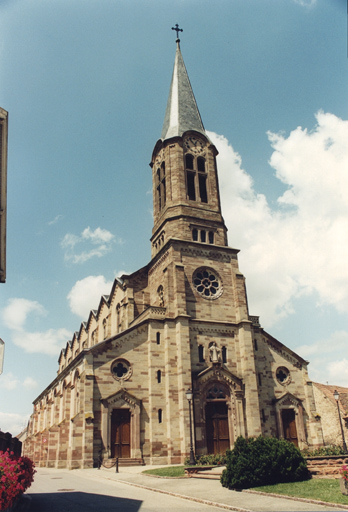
top-left (0, 0), bottom-right (347, 435)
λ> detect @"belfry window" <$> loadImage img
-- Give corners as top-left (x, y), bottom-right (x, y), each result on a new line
top-left (185, 154), bottom-right (194, 169)
top-left (199, 175), bottom-right (207, 203)
top-left (187, 172), bottom-right (196, 201)
top-left (157, 162), bottom-right (166, 210)
top-left (185, 153), bottom-right (208, 203)
top-left (197, 156), bottom-right (205, 173)
top-left (192, 228), bottom-right (198, 241)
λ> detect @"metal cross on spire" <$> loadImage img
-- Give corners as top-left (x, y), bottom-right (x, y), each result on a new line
top-left (172, 24), bottom-right (183, 42)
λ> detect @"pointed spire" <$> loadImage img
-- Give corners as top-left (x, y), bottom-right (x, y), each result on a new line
top-left (161, 39), bottom-right (206, 141)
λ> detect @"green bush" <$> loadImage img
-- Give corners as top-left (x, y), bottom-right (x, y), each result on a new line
top-left (220, 436), bottom-right (311, 490)
top-left (185, 452), bottom-right (227, 466)
top-left (301, 445), bottom-right (345, 457)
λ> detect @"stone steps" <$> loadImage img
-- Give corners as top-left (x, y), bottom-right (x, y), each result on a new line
top-left (102, 457), bottom-right (145, 468)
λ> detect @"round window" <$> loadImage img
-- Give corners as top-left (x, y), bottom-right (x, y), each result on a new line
top-left (192, 267), bottom-right (222, 300)
top-left (111, 359), bottom-right (132, 381)
top-left (276, 366), bottom-right (290, 385)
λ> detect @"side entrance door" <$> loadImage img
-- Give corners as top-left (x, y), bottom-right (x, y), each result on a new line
top-left (111, 409), bottom-right (131, 458)
top-left (282, 409), bottom-right (298, 446)
top-left (206, 402), bottom-right (230, 454)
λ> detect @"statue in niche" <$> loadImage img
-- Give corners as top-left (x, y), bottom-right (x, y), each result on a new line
top-left (209, 342), bottom-right (221, 363)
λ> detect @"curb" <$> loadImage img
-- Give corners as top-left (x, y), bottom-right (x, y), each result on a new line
top-left (113, 478), bottom-right (252, 512)
top-left (101, 471), bottom-right (348, 512)
top-left (245, 489), bottom-right (348, 511)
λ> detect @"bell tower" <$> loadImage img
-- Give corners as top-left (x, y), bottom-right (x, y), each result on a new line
top-left (150, 34), bottom-right (228, 258)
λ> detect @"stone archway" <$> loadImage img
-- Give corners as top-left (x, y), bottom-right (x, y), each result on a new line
top-left (101, 390), bottom-right (142, 459)
top-left (193, 364), bottom-right (245, 456)
top-left (205, 382), bottom-right (230, 454)
top-left (275, 392), bottom-right (307, 449)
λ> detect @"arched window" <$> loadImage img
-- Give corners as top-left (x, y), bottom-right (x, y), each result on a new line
top-left (161, 162), bottom-right (166, 207)
top-left (200, 230), bottom-right (206, 243)
top-left (158, 409), bottom-right (162, 423)
top-left (157, 168), bottom-right (161, 209)
top-left (192, 228), bottom-right (198, 241)
top-left (157, 163), bottom-right (166, 211)
top-left (157, 370), bottom-right (161, 383)
top-left (208, 231), bottom-right (214, 244)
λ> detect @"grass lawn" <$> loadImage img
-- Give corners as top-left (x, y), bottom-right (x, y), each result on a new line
top-left (253, 479), bottom-right (348, 506)
top-left (142, 466), bottom-right (187, 477)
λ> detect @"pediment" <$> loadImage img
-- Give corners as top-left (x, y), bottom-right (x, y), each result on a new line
top-left (101, 389), bottom-right (141, 409)
top-left (195, 363), bottom-right (243, 392)
top-left (276, 392), bottom-right (302, 408)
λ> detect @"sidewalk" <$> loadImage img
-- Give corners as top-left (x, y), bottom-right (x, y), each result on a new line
top-left (71, 464), bottom-right (348, 512)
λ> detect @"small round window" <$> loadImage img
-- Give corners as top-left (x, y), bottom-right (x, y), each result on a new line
top-left (111, 359), bottom-right (132, 381)
top-left (192, 267), bottom-right (222, 300)
top-left (276, 366), bottom-right (290, 385)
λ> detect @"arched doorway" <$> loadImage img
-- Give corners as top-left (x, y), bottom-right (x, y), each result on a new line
top-left (205, 384), bottom-right (230, 454)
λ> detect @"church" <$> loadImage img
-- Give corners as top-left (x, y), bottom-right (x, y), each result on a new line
top-left (23, 33), bottom-right (324, 469)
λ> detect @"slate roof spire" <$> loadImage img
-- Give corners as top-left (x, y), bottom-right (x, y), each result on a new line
top-left (161, 31), bottom-right (206, 141)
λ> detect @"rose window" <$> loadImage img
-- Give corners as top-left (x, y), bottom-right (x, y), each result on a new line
top-left (276, 366), bottom-right (290, 385)
top-left (193, 268), bottom-right (222, 299)
top-left (111, 359), bottom-right (132, 381)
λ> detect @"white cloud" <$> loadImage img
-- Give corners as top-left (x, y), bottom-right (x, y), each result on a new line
top-left (296, 331), bottom-right (348, 387)
top-left (67, 275), bottom-right (114, 318)
top-left (0, 372), bottom-right (20, 391)
top-left (48, 214), bottom-right (64, 225)
top-left (0, 412), bottom-right (29, 436)
top-left (208, 111), bottom-right (348, 326)
top-left (0, 373), bottom-right (38, 391)
top-left (10, 328), bottom-right (70, 356)
top-left (23, 377), bottom-right (38, 389)
top-left (292, 0), bottom-right (317, 6)
top-left (3, 298), bottom-right (45, 331)
top-left (327, 359), bottom-right (348, 388)
top-left (2, 298), bottom-right (70, 356)
top-left (61, 226), bottom-right (117, 264)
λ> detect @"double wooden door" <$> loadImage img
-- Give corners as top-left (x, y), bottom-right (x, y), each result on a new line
top-left (111, 409), bottom-right (131, 458)
top-left (206, 402), bottom-right (230, 454)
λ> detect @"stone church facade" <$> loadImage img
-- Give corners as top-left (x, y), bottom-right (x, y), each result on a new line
top-left (23, 38), bottom-right (324, 469)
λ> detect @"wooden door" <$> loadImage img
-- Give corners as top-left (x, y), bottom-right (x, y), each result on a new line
top-left (206, 402), bottom-right (230, 454)
top-left (111, 409), bottom-right (131, 458)
top-left (282, 409), bottom-right (298, 447)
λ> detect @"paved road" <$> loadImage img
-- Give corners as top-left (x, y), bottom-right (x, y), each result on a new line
top-left (27, 468), bottom-right (224, 512)
top-left (25, 467), bottom-right (348, 512)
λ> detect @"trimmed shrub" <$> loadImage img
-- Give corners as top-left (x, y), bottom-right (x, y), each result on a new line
top-left (221, 436), bottom-right (311, 490)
